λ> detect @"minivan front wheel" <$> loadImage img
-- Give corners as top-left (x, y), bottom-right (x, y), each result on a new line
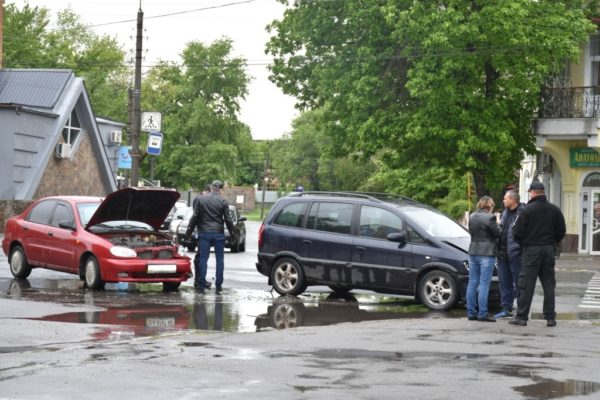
top-left (418, 270), bottom-right (458, 311)
top-left (271, 258), bottom-right (306, 296)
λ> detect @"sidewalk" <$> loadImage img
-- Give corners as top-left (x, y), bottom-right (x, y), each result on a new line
top-left (555, 252), bottom-right (600, 271)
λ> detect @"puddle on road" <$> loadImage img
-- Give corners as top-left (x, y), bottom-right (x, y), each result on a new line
top-left (4, 276), bottom-right (600, 340)
top-left (514, 379), bottom-right (600, 399)
top-left (491, 365), bottom-right (600, 399)
top-left (2, 278), bottom-right (470, 339)
top-left (306, 349), bottom-right (489, 362)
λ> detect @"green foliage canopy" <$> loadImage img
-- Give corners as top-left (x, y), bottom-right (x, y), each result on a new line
top-left (141, 39), bottom-right (261, 189)
top-left (266, 0), bottom-right (596, 199)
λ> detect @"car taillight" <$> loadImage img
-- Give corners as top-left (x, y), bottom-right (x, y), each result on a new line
top-left (258, 223), bottom-right (265, 249)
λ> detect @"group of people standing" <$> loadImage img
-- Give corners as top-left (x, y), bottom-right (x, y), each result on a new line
top-left (466, 181), bottom-right (566, 326)
top-left (186, 180), bottom-right (236, 294)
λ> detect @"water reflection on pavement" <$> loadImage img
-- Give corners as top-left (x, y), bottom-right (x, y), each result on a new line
top-left (0, 277), bottom-right (463, 339)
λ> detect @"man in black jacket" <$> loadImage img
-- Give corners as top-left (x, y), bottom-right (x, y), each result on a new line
top-left (186, 180), bottom-right (235, 294)
top-left (191, 184), bottom-right (212, 289)
top-left (509, 181), bottom-right (566, 327)
top-left (494, 190), bottom-right (526, 319)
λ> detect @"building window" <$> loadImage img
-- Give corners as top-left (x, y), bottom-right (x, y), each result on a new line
top-left (591, 33), bottom-right (600, 57)
top-left (62, 109), bottom-right (81, 144)
top-left (583, 172), bottom-right (600, 187)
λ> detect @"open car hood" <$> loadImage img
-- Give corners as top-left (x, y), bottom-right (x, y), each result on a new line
top-left (86, 187), bottom-right (181, 231)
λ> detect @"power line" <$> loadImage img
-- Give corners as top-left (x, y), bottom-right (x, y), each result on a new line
top-left (88, 0), bottom-right (257, 28)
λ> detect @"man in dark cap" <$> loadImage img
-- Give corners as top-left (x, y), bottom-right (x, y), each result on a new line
top-left (191, 184), bottom-right (212, 289)
top-left (186, 180), bottom-right (235, 294)
top-left (509, 181), bottom-right (566, 327)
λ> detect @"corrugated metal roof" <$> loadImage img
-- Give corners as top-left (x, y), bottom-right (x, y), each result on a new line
top-left (0, 69), bottom-right (73, 109)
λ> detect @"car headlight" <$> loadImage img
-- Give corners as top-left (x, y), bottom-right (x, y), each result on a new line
top-left (110, 246), bottom-right (137, 258)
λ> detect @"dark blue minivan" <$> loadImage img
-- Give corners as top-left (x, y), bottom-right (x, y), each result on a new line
top-left (256, 192), bottom-right (498, 311)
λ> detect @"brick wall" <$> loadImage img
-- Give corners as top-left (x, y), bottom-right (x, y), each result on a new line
top-left (222, 186), bottom-right (256, 212)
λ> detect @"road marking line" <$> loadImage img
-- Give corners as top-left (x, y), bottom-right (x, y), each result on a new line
top-left (579, 273), bottom-right (600, 309)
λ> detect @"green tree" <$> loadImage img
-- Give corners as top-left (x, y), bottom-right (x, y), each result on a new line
top-left (269, 109), bottom-right (375, 191)
top-left (3, 4), bottom-right (129, 120)
top-left (267, 1), bottom-right (595, 200)
top-left (141, 39), bottom-right (258, 189)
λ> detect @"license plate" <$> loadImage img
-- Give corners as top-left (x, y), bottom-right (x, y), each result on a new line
top-left (147, 264), bottom-right (176, 273)
top-left (146, 318), bottom-right (175, 327)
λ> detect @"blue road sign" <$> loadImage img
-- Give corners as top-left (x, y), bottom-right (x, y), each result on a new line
top-left (147, 132), bottom-right (163, 156)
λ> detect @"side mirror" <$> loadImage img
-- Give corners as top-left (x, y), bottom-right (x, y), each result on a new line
top-left (59, 220), bottom-right (76, 230)
top-left (239, 216), bottom-right (247, 222)
top-left (176, 215), bottom-right (184, 220)
top-left (386, 231), bottom-right (407, 245)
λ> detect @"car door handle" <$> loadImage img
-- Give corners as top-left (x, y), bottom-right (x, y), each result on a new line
top-left (355, 246), bottom-right (366, 251)
top-left (303, 239), bottom-right (311, 245)
top-left (47, 232), bottom-right (54, 237)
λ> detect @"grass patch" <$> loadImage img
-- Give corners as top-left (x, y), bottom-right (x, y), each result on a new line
top-left (241, 206), bottom-right (271, 222)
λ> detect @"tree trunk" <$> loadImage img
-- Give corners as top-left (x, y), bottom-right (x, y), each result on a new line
top-left (472, 170), bottom-right (489, 200)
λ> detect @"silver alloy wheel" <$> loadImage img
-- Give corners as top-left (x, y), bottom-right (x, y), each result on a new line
top-left (423, 275), bottom-right (451, 305)
top-left (420, 271), bottom-right (457, 310)
top-left (274, 262), bottom-right (298, 291)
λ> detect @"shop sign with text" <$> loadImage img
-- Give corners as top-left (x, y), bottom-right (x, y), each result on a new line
top-left (570, 148), bottom-right (600, 167)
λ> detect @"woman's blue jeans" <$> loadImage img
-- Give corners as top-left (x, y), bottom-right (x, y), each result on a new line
top-left (466, 255), bottom-right (495, 319)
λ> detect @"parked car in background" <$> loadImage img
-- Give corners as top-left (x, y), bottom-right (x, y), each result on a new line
top-left (2, 187), bottom-right (192, 292)
top-left (169, 206), bottom-right (192, 235)
top-left (176, 208), bottom-right (197, 251)
top-left (160, 200), bottom-right (188, 231)
top-left (176, 205), bottom-right (247, 253)
top-left (226, 205), bottom-right (247, 253)
top-left (256, 191), bottom-right (498, 311)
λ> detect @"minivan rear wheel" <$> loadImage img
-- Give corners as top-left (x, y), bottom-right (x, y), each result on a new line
top-left (417, 270), bottom-right (458, 311)
top-left (271, 258), bottom-right (306, 296)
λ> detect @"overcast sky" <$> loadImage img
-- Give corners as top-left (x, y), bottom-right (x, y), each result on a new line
top-left (8, 0), bottom-right (298, 140)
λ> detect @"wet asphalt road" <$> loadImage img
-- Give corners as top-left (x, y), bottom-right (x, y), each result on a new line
top-left (1, 221), bottom-right (598, 335)
top-left (2, 222), bottom-right (600, 399)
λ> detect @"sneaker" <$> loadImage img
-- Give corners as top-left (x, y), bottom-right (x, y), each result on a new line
top-left (477, 316), bottom-right (496, 322)
top-left (215, 286), bottom-right (223, 294)
top-left (494, 309), bottom-right (514, 319)
top-left (467, 316), bottom-right (478, 321)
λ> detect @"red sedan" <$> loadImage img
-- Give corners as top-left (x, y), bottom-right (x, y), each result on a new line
top-left (2, 187), bottom-right (192, 291)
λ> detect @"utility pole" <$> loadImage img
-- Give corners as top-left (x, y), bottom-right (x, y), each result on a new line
top-left (129, 5), bottom-right (143, 187)
top-left (260, 145), bottom-right (270, 220)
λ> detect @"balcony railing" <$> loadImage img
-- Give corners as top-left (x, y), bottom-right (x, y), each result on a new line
top-left (538, 86), bottom-right (600, 118)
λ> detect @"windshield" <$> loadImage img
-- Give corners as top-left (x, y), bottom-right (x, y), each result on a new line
top-left (77, 202), bottom-right (101, 226)
top-left (404, 206), bottom-right (469, 238)
top-left (88, 220), bottom-right (154, 233)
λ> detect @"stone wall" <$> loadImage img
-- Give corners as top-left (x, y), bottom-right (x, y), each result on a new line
top-left (34, 133), bottom-right (111, 198)
top-left (0, 200), bottom-right (33, 232)
top-left (1, 132), bottom-right (112, 233)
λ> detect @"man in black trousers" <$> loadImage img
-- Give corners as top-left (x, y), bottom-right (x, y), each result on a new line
top-left (509, 181), bottom-right (566, 327)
